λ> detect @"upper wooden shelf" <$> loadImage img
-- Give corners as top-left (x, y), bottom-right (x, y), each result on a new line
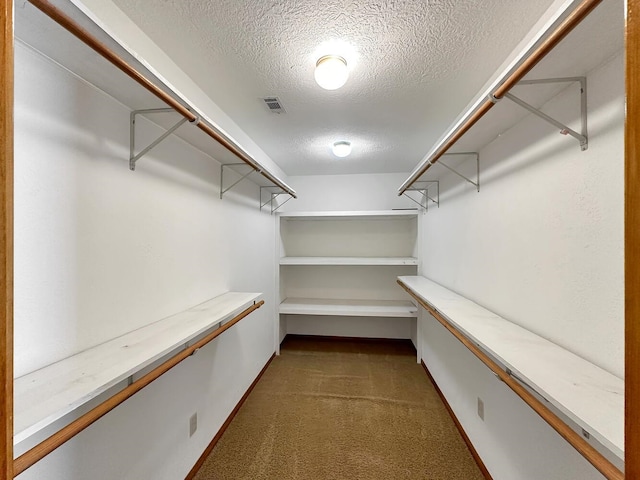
top-left (15, 1), bottom-right (294, 194)
top-left (13, 291), bottom-right (261, 446)
top-left (399, 1), bottom-right (622, 191)
top-left (397, 275), bottom-right (623, 461)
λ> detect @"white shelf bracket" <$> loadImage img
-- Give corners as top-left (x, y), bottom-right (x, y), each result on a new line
top-left (403, 180), bottom-right (439, 211)
top-left (505, 76), bottom-right (588, 151)
top-left (129, 108), bottom-right (196, 171)
top-left (220, 163), bottom-right (255, 199)
top-left (438, 152), bottom-right (480, 192)
top-left (260, 186), bottom-right (293, 214)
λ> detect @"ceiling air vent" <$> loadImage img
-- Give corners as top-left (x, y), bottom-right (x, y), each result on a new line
top-left (262, 97), bottom-right (286, 114)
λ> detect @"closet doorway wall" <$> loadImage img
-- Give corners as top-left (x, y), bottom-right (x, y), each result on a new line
top-left (626, 0), bottom-right (640, 477)
top-left (1, 1), bottom-right (13, 479)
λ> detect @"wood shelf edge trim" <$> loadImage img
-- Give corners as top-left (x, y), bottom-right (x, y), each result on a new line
top-left (397, 280), bottom-right (623, 480)
top-left (184, 352), bottom-right (275, 480)
top-left (420, 360), bottom-right (493, 480)
top-left (13, 300), bottom-right (264, 476)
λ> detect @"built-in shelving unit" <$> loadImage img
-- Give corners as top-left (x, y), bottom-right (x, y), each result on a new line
top-left (14, 292), bottom-right (261, 447)
top-left (277, 211), bottom-right (420, 347)
top-left (398, 275), bottom-right (623, 479)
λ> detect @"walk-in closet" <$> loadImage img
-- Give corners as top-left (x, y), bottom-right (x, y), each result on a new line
top-left (1, 0), bottom-right (637, 479)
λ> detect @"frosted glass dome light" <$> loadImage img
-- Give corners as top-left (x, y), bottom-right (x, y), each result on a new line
top-left (332, 141), bottom-right (352, 158)
top-left (315, 55), bottom-right (349, 90)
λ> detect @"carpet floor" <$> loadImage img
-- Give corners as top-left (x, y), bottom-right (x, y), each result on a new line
top-left (193, 336), bottom-right (485, 480)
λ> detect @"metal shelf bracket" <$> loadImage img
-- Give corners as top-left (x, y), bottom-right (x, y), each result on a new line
top-left (260, 186), bottom-right (293, 214)
top-left (403, 181), bottom-right (439, 211)
top-left (129, 108), bottom-right (194, 171)
top-left (505, 77), bottom-right (588, 151)
top-left (220, 163), bottom-right (255, 199)
top-left (439, 152), bottom-right (480, 192)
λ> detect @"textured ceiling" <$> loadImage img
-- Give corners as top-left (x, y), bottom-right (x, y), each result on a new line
top-left (110, 0), bottom-right (558, 175)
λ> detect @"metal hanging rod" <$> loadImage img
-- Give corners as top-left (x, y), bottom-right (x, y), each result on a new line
top-left (398, 0), bottom-right (602, 196)
top-left (28, 0), bottom-right (296, 199)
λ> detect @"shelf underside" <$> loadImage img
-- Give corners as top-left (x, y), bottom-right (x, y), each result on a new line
top-left (280, 298), bottom-right (418, 318)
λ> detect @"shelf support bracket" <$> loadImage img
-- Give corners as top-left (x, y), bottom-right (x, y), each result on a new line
top-left (220, 163), bottom-right (255, 199)
top-left (260, 187), bottom-right (293, 214)
top-left (403, 181), bottom-right (439, 211)
top-left (129, 108), bottom-right (192, 171)
top-left (505, 76), bottom-right (587, 151)
top-left (438, 152), bottom-right (480, 192)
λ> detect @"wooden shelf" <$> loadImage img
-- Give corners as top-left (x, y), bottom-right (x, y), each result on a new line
top-left (14, 2), bottom-right (293, 193)
top-left (13, 291), bottom-right (261, 446)
top-left (398, 275), bottom-right (623, 460)
top-left (278, 210), bottom-right (419, 220)
top-left (280, 257), bottom-right (418, 266)
top-left (398, 2), bottom-right (622, 190)
top-left (280, 298), bottom-right (418, 318)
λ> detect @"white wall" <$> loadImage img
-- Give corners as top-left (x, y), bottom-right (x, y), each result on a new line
top-left (280, 172), bottom-right (415, 212)
top-left (14, 41), bottom-right (276, 480)
top-left (418, 49), bottom-right (624, 479)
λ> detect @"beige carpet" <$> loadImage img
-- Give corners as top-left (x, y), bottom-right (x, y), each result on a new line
top-left (193, 336), bottom-right (485, 480)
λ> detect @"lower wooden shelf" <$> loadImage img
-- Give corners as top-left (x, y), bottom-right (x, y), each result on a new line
top-left (279, 297), bottom-right (417, 318)
top-left (398, 275), bottom-right (623, 463)
top-left (14, 291), bottom-right (262, 446)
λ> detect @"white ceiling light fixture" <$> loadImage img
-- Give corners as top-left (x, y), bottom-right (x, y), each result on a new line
top-left (332, 141), bottom-right (352, 158)
top-left (315, 55), bottom-right (349, 90)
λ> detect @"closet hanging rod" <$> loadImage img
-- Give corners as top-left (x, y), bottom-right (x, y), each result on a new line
top-left (13, 300), bottom-right (265, 476)
top-left (28, 0), bottom-right (297, 199)
top-left (398, 0), bottom-right (602, 196)
top-left (397, 279), bottom-right (623, 480)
